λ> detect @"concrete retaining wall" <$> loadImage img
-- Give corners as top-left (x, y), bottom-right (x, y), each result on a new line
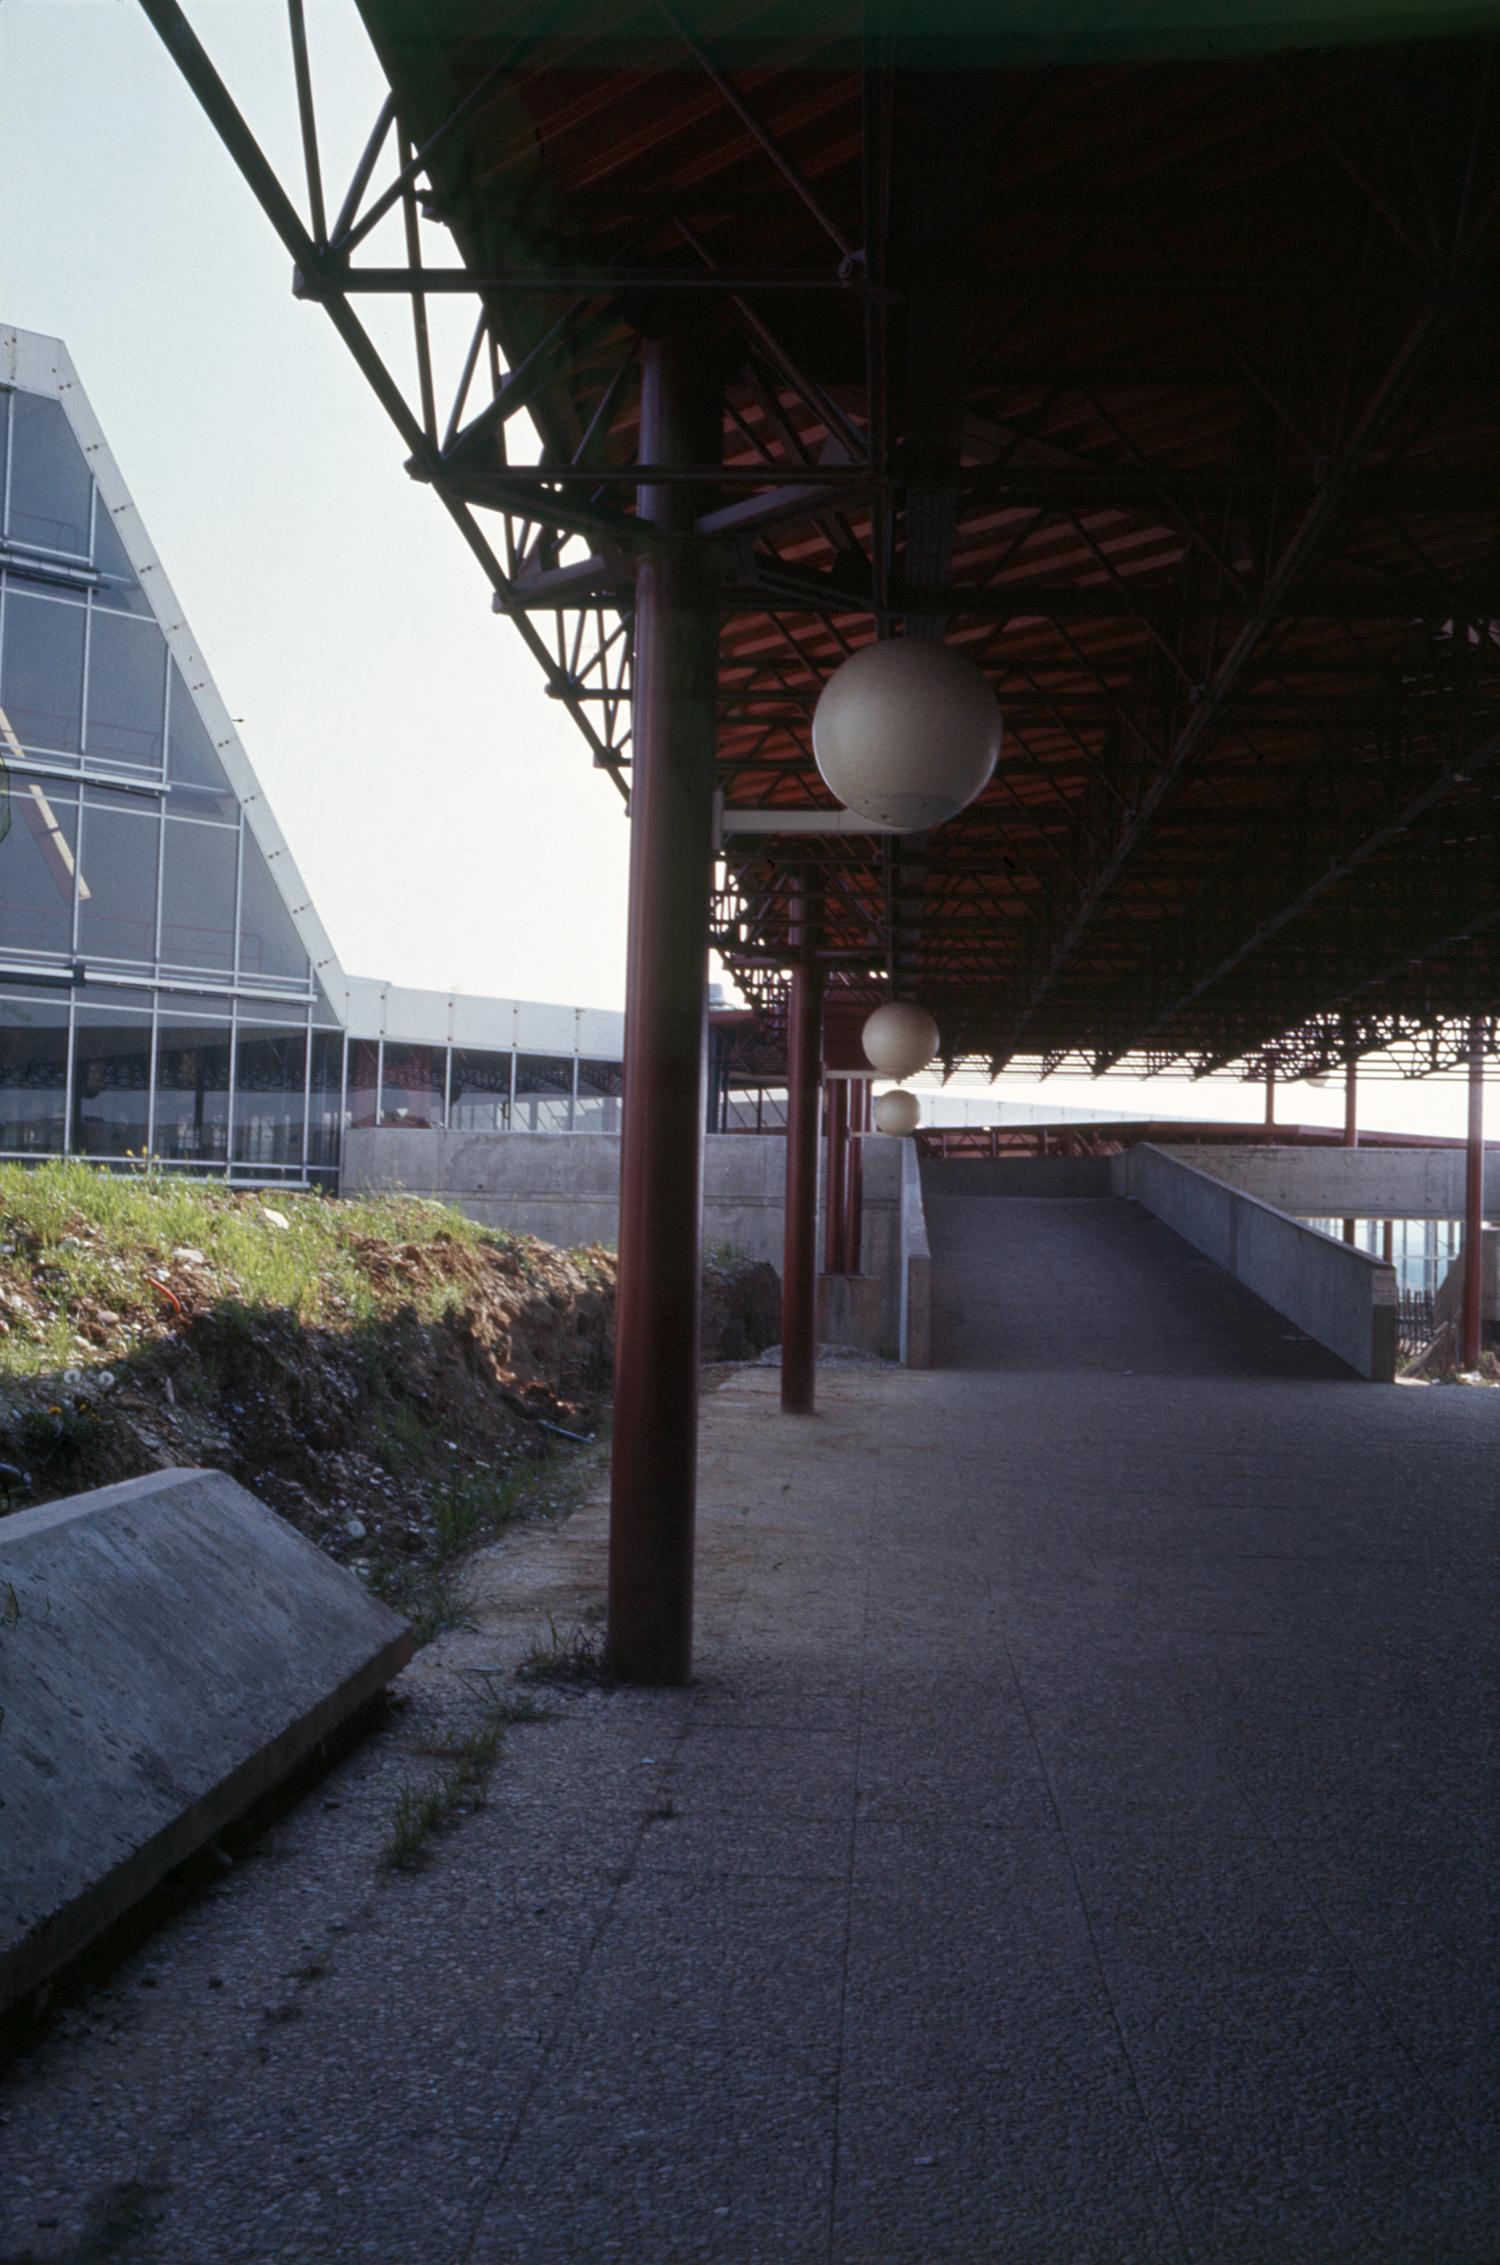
top-left (899, 1139), bottom-right (932, 1369)
top-left (0, 1469), bottom-right (412, 2013)
top-left (1114, 1144), bottom-right (1397, 1380)
top-left (1168, 1143), bottom-right (1498, 1220)
top-left (342, 1127), bottom-right (906, 1356)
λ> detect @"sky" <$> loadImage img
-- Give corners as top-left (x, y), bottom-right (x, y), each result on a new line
top-left (0, 1), bottom-right (1483, 1140)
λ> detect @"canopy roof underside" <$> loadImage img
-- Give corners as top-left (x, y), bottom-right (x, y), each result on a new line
top-left (320, 7), bottom-right (1500, 1072)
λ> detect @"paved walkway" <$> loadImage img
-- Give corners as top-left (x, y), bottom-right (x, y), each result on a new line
top-left (3, 1192), bottom-right (1498, 2262)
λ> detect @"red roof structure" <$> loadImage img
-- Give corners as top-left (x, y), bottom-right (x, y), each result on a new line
top-left (142, 1), bottom-right (1500, 1084)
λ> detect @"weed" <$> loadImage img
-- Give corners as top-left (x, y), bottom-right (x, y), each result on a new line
top-left (370, 1556), bottom-right (474, 1649)
top-left (431, 1466), bottom-right (526, 1558)
top-left (487, 1693), bottom-right (556, 1726)
top-left (518, 1613), bottom-right (612, 1686)
top-left (369, 1398), bottom-right (437, 1477)
top-left (16, 1398), bottom-right (106, 1476)
top-left (383, 1705), bottom-right (547, 1870)
top-left (705, 1237), bottom-right (750, 1269)
top-left (385, 1780), bottom-right (451, 1869)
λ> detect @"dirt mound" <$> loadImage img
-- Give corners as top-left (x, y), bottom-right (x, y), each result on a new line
top-left (0, 1166), bottom-right (779, 1592)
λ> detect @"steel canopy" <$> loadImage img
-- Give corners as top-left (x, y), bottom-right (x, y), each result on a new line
top-left (140, 0), bottom-right (1500, 1080)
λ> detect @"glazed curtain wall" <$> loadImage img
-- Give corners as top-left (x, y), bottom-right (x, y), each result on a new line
top-left (350, 1043), bottom-right (623, 1135)
top-left (0, 389), bottom-right (310, 996)
top-left (0, 378), bottom-right (333, 1180)
top-left (0, 381), bottom-right (625, 1184)
top-left (0, 982), bottom-right (343, 1185)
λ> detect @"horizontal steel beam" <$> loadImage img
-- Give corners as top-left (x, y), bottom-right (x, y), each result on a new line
top-left (299, 262), bottom-right (1431, 301)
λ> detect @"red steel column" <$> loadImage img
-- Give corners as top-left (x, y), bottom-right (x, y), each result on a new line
top-left (781, 885), bottom-right (823, 1414)
top-left (1342, 1051), bottom-right (1358, 1244)
top-left (606, 332), bottom-right (720, 1687)
top-left (1461, 1017), bottom-right (1486, 1370)
top-left (824, 1076), bottom-right (849, 1275)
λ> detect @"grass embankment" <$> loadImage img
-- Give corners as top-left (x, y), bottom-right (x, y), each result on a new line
top-left (0, 1160), bottom-right (616, 1636)
top-left (0, 1160), bottom-right (550, 1375)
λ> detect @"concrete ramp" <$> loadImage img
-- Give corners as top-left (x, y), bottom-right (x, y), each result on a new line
top-left (923, 1154), bottom-right (1113, 1199)
top-left (1, 1468), bottom-right (412, 2013)
top-left (924, 1191), bottom-right (1354, 1379)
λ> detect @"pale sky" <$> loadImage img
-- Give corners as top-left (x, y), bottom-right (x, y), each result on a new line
top-left (0, 1), bottom-right (1483, 1140)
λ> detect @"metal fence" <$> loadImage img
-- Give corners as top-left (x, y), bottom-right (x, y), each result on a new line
top-left (1397, 1290), bottom-right (1436, 1360)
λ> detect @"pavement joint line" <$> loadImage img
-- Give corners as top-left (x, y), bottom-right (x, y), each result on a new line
top-left (1196, 1649), bottom-right (1493, 2180)
top-left (455, 1698), bottom-right (698, 2264)
top-left (998, 1624), bottom-right (1198, 2265)
top-left (823, 1410), bottom-right (881, 2263)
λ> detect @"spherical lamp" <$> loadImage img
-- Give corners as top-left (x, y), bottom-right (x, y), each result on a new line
top-left (862, 1001), bottom-right (939, 1080)
top-left (874, 1089), bottom-right (921, 1137)
top-left (812, 638), bottom-right (1002, 831)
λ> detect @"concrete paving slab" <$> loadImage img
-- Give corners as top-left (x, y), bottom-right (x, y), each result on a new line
top-left (3, 1192), bottom-right (1498, 2263)
top-left (829, 2074), bottom-right (1190, 2265)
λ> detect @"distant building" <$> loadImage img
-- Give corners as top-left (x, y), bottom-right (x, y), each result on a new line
top-left (0, 326), bottom-right (625, 1188)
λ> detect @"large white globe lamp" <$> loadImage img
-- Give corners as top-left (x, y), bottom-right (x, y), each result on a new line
top-left (874, 1089), bottom-right (921, 1137)
top-left (862, 1001), bottom-right (939, 1079)
top-left (812, 639), bottom-right (1002, 830)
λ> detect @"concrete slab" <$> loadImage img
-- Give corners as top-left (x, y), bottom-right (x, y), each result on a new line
top-left (2, 1196), bottom-right (1498, 2263)
top-left (0, 1467), bottom-right (412, 2013)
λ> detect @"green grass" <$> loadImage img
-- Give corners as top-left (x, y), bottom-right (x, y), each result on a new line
top-left (0, 1157), bottom-right (526, 1380)
top-left (518, 1612), bottom-right (612, 1686)
top-left (383, 1700), bottom-right (555, 1869)
top-left (367, 1442), bottom-right (603, 1647)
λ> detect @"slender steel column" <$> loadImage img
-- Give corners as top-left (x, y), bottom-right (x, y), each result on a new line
top-left (1461, 1017), bottom-right (1486, 1370)
top-left (824, 1077), bottom-right (849, 1274)
top-left (781, 885), bottom-right (823, 1415)
top-left (1342, 1049), bottom-right (1358, 1243)
top-left (606, 332), bottom-right (720, 1687)
top-left (1264, 1066), bottom-right (1276, 1128)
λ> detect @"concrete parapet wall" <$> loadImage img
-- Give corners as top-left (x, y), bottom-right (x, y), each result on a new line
top-left (1166, 1143), bottom-right (1498, 1220)
top-left (342, 1127), bottom-right (905, 1354)
top-left (0, 1469), bottom-right (412, 2013)
top-left (1114, 1145), bottom-right (1397, 1380)
top-left (899, 1139), bottom-right (932, 1369)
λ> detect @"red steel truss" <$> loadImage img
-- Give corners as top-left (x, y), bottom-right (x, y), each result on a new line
top-left (138, 3), bottom-right (1500, 1085)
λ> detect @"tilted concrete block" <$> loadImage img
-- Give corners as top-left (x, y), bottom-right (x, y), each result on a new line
top-left (0, 1468), bottom-right (412, 2013)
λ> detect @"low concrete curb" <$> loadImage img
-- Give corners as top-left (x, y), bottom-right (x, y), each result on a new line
top-left (0, 1468), bottom-right (412, 2014)
top-left (899, 1139), bottom-right (932, 1368)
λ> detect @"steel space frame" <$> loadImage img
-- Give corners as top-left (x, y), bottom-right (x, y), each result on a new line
top-left (136, 3), bottom-right (1500, 1084)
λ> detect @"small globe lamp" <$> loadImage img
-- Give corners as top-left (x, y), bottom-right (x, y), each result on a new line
top-left (862, 1001), bottom-right (939, 1080)
top-left (812, 638), bottom-right (1002, 831)
top-left (874, 1089), bottom-right (921, 1137)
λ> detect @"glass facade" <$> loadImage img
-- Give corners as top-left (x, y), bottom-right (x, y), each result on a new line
top-left (0, 374), bottom-right (336, 1184)
top-left (450, 1048), bottom-right (512, 1132)
top-left (0, 354), bottom-right (624, 1187)
top-left (515, 1051), bottom-right (574, 1132)
top-left (1306, 1215), bottom-right (1464, 1298)
top-left (575, 1057), bottom-right (624, 1133)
